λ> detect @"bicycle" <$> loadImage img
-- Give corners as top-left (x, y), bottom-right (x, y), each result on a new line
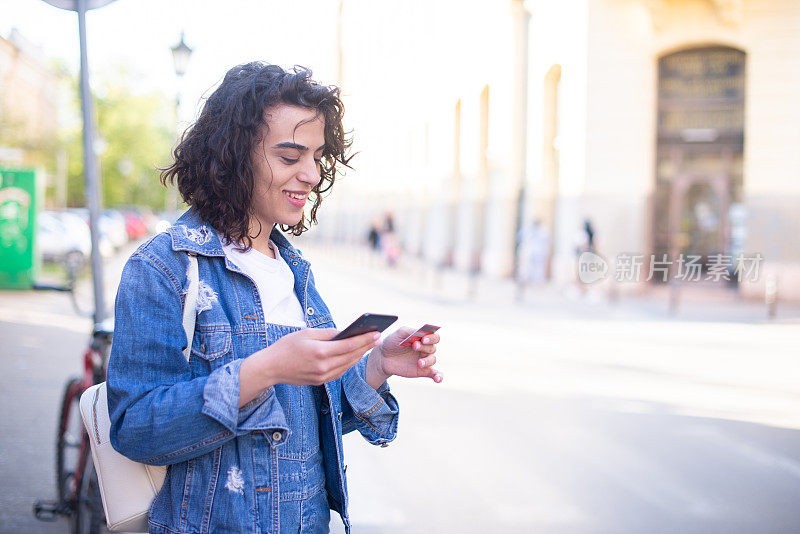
top-left (33, 257), bottom-right (111, 534)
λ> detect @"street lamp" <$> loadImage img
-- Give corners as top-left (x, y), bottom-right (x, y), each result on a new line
top-left (41, 0), bottom-right (117, 325)
top-left (171, 31), bottom-right (192, 78)
top-left (168, 32), bottom-right (192, 211)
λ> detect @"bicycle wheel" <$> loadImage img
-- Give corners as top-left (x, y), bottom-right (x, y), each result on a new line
top-left (56, 377), bottom-right (84, 507)
top-left (71, 451), bottom-right (106, 534)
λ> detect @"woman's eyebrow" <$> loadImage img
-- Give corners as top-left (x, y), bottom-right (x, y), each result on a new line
top-left (273, 141), bottom-right (326, 151)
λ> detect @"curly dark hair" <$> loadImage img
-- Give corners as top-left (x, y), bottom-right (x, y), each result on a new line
top-left (160, 62), bottom-right (352, 245)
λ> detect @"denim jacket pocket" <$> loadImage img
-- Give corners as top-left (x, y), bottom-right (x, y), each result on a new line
top-left (304, 295), bottom-right (333, 328)
top-left (190, 329), bottom-right (233, 369)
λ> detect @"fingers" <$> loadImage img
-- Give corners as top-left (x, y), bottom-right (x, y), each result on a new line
top-left (331, 341), bottom-right (375, 367)
top-left (421, 333), bottom-right (440, 345)
top-left (412, 334), bottom-right (437, 352)
top-left (321, 332), bottom-right (379, 370)
top-left (412, 333), bottom-right (441, 383)
top-left (393, 326), bottom-right (416, 337)
top-left (327, 331), bottom-right (381, 354)
top-left (322, 344), bottom-right (374, 381)
top-left (417, 353), bottom-right (437, 369)
top-left (412, 340), bottom-right (437, 354)
top-left (302, 329), bottom-right (379, 385)
top-left (418, 365), bottom-right (443, 383)
top-left (302, 327), bottom-right (340, 340)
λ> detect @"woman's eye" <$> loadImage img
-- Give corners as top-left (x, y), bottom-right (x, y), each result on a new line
top-left (281, 157), bottom-right (299, 165)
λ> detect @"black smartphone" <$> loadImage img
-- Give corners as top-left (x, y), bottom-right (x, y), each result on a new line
top-left (331, 313), bottom-right (398, 341)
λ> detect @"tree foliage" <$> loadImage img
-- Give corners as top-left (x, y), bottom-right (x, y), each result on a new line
top-left (64, 68), bottom-right (176, 209)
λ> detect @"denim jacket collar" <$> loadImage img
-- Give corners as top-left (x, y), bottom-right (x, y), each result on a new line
top-left (167, 208), bottom-right (305, 263)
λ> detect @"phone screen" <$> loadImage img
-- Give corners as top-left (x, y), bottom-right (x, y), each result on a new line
top-left (331, 313), bottom-right (398, 341)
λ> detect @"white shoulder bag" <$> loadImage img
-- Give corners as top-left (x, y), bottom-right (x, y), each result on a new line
top-left (79, 252), bottom-right (199, 532)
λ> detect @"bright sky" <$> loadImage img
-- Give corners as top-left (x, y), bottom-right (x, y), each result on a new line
top-left (2, 0), bottom-right (339, 122)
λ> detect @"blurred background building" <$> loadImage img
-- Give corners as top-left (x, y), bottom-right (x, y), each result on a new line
top-left (326, 0), bottom-right (800, 302)
top-left (0, 28), bottom-right (66, 200)
top-left (2, 0), bottom-right (797, 301)
top-left (0, 29), bottom-right (61, 152)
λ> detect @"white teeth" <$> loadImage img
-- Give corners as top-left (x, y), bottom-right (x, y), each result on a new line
top-left (284, 192), bottom-right (305, 200)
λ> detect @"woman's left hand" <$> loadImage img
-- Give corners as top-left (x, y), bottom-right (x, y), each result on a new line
top-left (366, 327), bottom-right (442, 389)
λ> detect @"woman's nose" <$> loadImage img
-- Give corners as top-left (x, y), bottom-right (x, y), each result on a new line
top-left (298, 158), bottom-right (321, 185)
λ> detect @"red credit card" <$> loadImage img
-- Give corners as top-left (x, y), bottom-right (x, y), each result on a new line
top-left (399, 324), bottom-right (440, 347)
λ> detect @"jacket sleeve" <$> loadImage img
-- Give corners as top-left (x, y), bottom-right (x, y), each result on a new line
top-left (340, 352), bottom-right (399, 445)
top-left (107, 252), bottom-right (289, 466)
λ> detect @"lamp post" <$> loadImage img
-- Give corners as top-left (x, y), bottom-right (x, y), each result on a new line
top-left (41, 0), bottom-right (117, 325)
top-left (171, 31), bottom-right (192, 79)
top-left (168, 32), bottom-right (192, 212)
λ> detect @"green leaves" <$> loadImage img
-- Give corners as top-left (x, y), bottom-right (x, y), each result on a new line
top-left (63, 68), bottom-right (175, 209)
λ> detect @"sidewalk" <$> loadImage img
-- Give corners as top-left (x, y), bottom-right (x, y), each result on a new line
top-left (299, 241), bottom-right (800, 325)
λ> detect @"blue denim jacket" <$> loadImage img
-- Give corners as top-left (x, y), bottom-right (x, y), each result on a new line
top-left (107, 210), bottom-right (399, 533)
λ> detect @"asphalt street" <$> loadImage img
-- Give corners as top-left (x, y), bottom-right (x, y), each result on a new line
top-left (2, 239), bottom-right (799, 533)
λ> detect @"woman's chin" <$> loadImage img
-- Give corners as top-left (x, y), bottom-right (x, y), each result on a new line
top-left (277, 216), bottom-right (303, 228)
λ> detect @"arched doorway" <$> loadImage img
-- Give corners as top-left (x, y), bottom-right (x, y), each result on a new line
top-left (653, 47), bottom-right (745, 280)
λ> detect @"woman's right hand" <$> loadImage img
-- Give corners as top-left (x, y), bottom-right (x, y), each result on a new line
top-left (238, 328), bottom-right (379, 406)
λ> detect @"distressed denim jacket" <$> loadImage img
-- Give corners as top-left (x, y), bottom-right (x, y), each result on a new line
top-left (107, 210), bottom-right (399, 533)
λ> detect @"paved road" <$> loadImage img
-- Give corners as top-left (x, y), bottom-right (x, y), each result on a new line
top-left (2, 240), bottom-right (799, 533)
top-left (313, 246), bottom-right (800, 533)
top-left (0, 284), bottom-right (94, 532)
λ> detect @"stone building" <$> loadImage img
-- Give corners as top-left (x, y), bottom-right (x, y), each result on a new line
top-left (525, 0), bottom-right (800, 300)
top-left (0, 29), bottom-right (62, 164)
top-left (329, 0), bottom-right (800, 301)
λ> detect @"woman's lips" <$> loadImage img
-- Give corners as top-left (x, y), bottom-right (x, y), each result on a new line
top-left (283, 190), bottom-right (307, 208)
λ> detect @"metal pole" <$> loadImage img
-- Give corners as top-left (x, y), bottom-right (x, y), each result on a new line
top-left (77, 0), bottom-right (107, 324)
top-left (167, 90), bottom-right (180, 211)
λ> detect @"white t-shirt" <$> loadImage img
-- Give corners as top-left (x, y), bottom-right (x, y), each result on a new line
top-left (219, 235), bottom-right (306, 327)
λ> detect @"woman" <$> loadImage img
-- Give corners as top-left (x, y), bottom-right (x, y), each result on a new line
top-left (107, 62), bottom-right (442, 534)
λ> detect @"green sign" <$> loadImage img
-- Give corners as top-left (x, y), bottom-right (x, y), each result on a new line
top-left (0, 168), bottom-right (40, 289)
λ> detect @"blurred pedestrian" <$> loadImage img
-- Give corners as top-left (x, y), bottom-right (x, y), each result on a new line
top-left (367, 218), bottom-right (381, 251)
top-left (380, 211), bottom-right (401, 267)
top-left (575, 218), bottom-right (596, 255)
top-left (572, 218), bottom-right (598, 258)
top-left (570, 217), bottom-right (599, 297)
top-left (517, 219), bottom-right (551, 293)
top-left (107, 62), bottom-right (442, 534)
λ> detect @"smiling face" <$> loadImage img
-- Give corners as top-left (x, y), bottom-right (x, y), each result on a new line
top-left (249, 104), bottom-right (325, 239)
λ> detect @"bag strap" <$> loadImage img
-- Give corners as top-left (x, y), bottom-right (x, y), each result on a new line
top-left (182, 252), bottom-right (199, 362)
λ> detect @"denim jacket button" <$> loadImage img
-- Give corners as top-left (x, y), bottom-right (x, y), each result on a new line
top-left (291, 261), bottom-right (298, 266)
top-left (271, 431), bottom-right (282, 442)
top-left (306, 307), bottom-right (315, 316)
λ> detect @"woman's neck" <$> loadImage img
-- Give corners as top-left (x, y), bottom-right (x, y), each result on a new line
top-left (253, 239), bottom-right (275, 259)
top-left (247, 220), bottom-right (276, 258)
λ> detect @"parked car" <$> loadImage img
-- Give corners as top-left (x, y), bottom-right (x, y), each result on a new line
top-left (119, 210), bottom-right (147, 240)
top-left (101, 210), bottom-right (128, 249)
top-left (115, 205), bottom-right (158, 235)
top-left (37, 211), bottom-right (91, 265)
top-left (65, 208), bottom-right (116, 257)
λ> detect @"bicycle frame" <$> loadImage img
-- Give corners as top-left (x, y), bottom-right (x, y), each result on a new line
top-left (34, 326), bottom-right (111, 527)
top-left (72, 332), bottom-right (110, 493)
